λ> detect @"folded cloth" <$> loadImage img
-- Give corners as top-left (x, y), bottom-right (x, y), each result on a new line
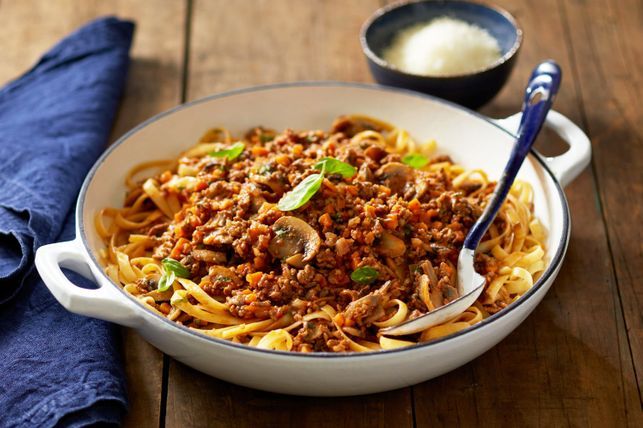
top-left (0, 16), bottom-right (133, 303)
top-left (0, 216), bottom-right (127, 427)
top-left (0, 17), bottom-right (134, 427)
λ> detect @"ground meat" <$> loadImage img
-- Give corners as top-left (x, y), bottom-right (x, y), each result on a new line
top-left (296, 265), bottom-right (316, 285)
top-left (335, 237), bottom-right (353, 257)
top-left (113, 116), bottom-right (518, 352)
top-left (135, 277), bottom-right (157, 293)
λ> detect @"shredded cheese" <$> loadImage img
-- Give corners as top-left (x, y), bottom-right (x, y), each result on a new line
top-left (382, 17), bottom-right (502, 76)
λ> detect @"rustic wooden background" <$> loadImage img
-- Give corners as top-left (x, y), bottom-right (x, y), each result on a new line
top-left (1, 0), bottom-right (640, 426)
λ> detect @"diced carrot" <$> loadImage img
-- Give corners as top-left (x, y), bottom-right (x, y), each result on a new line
top-left (364, 204), bottom-right (376, 218)
top-left (443, 263), bottom-right (454, 276)
top-left (213, 199), bottom-right (234, 210)
top-left (323, 141), bottom-right (337, 155)
top-left (159, 170), bottom-right (172, 183)
top-left (194, 180), bottom-right (208, 191)
top-left (408, 198), bottom-right (421, 213)
top-left (382, 213), bottom-right (398, 230)
top-left (174, 226), bottom-right (190, 239)
top-left (345, 185), bottom-right (358, 196)
top-left (170, 237), bottom-right (190, 259)
top-left (425, 209), bottom-right (438, 219)
top-left (192, 230), bottom-right (204, 242)
top-left (333, 313), bottom-right (345, 327)
top-left (253, 256), bottom-right (267, 270)
top-left (319, 213), bottom-right (333, 229)
top-left (275, 154), bottom-right (291, 166)
top-left (246, 293), bottom-right (257, 303)
top-left (159, 303), bottom-right (171, 315)
top-left (246, 272), bottom-right (263, 287)
top-left (248, 225), bottom-right (265, 240)
top-left (252, 146), bottom-right (269, 157)
top-left (292, 144), bottom-right (303, 156)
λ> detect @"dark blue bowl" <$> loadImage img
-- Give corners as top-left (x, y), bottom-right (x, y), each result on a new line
top-left (360, 0), bottom-right (522, 109)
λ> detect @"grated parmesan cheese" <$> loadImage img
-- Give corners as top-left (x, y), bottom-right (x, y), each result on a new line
top-left (382, 17), bottom-right (502, 76)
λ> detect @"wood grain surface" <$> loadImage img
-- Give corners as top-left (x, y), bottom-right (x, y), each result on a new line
top-left (1, 0), bottom-right (640, 426)
top-left (560, 0), bottom-right (643, 403)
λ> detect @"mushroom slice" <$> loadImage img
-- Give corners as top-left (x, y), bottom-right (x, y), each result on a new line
top-left (376, 162), bottom-right (414, 194)
top-left (268, 216), bottom-right (321, 267)
top-left (364, 144), bottom-right (388, 162)
top-left (251, 173), bottom-right (286, 195)
top-left (192, 249), bottom-right (227, 264)
top-left (209, 266), bottom-right (241, 285)
top-left (379, 232), bottom-right (406, 258)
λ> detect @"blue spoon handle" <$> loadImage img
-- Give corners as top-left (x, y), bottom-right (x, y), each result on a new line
top-left (463, 60), bottom-right (562, 251)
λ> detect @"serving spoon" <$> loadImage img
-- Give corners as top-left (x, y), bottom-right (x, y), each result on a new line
top-left (382, 60), bottom-right (562, 336)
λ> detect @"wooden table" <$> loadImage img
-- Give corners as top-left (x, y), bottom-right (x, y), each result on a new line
top-left (1, 1), bottom-right (640, 426)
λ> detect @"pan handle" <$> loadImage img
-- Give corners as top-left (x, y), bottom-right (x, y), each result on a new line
top-left (493, 110), bottom-right (591, 187)
top-left (35, 239), bottom-right (141, 327)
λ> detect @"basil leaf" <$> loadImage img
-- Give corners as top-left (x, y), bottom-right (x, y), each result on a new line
top-left (350, 266), bottom-right (379, 284)
top-left (158, 270), bottom-right (176, 292)
top-left (209, 142), bottom-right (245, 160)
top-left (313, 157), bottom-right (356, 178)
top-left (277, 173), bottom-right (324, 211)
top-left (162, 258), bottom-right (191, 278)
top-left (402, 153), bottom-right (429, 169)
top-left (158, 258), bottom-right (190, 292)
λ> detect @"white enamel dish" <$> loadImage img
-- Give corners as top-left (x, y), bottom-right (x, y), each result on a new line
top-left (35, 83), bottom-right (591, 396)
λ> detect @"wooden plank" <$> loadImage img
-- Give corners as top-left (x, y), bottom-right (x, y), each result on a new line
top-left (166, 1), bottom-right (413, 427)
top-left (560, 0), bottom-right (643, 416)
top-left (409, 0), bottom-right (641, 426)
top-left (168, 361), bottom-right (412, 428)
top-left (0, 1), bottom-right (187, 427)
top-left (185, 0), bottom-right (374, 95)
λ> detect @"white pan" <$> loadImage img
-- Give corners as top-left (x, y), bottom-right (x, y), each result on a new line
top-left (35, 83), bottom-right (590, 396)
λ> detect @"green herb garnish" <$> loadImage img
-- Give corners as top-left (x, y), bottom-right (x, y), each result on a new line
top-left (209, 142), bottom-right (245, 160)
top-left (277, 173), bottom-right (324, 211)
top-left (157, 271), bottom-right (175, 292)
top-left (313, 157), bottom-right (357, 178)
top-left (350, 266), bottom-right (379, 284)
top-left (402, 153), bottom-right (429, 169)
top-left (158, 258), bottom-right (191, 292)
top-left (277, 158), bottom-right (356, 211)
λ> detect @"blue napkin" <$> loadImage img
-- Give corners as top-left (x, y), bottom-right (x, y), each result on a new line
top-left (0, 17), bottom-right (134, 426)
